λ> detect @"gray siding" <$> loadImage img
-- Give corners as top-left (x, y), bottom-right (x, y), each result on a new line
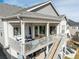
top-left (0, 20), bottom-right (5, 47)
top-left (34, 4), bottom-right (58, 16)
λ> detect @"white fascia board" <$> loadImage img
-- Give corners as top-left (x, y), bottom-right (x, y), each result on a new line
top-left (27, 1), bottom-right (50, 12)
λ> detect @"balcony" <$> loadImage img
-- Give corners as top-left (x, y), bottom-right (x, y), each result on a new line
top-left (8, 35), bottom-right (58, 59)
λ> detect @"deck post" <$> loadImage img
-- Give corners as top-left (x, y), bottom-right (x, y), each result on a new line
top-left (21, 21), bottom-right (25, 59)
top-left (3, 21), bottom-right (9, 48)
top-left (46, 23), bottom-right (49, 55)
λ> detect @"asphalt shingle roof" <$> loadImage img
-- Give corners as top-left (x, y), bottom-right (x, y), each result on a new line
top-left (67, 19), bottom-right (79, 26)
top-left (2, 11), bottom-right (62, 21)
top-left (16, 1), bottom-right (50, 13)
top-left (0, 1), bottom-right (61, 21)
top-left (19, 12), bottom-right (62, 20)
top-left (0, 3), bottom-right (22, 17)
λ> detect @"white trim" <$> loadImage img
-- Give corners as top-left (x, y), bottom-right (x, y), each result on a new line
top-left (21, 21), bottom-right (25, 44)
top-left (27, 1), bottom-right (51, 12)
top-left (3, 21), bottom-right (9, 48)
top-left (46, 23), bottom-right (50, 54)
top-left (21, 21), bottom-right (25, 56)
top-left (46, 23), bottom-right (50, 37)
top-left (8, 21), bottom-right (60, 24)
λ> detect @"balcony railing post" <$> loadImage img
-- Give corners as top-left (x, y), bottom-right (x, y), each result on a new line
top-left (46, 23), bottom-right (50, 55)
top-left (3, 21), bottom-right (9, 48)
top-left (21, 20), bottom-right (25, 59)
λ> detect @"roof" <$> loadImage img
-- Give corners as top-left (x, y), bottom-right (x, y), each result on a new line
top-left (0, 3), bottom-right (22, 17)
top-left (0, 1), bottom-right (60, 21)
top-left (67, 19), bottom-right (79, 26)
top-left (2, 12), bottom-right (62, 21)
top-left (19, 12), bottom-right (62, 20)
top-left (17, 1), bottom-right (59, 16)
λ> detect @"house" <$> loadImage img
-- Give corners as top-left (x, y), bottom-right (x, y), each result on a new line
top-left (67, 19), bottom-right (79, 36)
top-left (0, 1), bottom-right (68, 59)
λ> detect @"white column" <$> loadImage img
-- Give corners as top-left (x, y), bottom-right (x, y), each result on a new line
top-left (32, 25), bottom-right (35, 39)
top-left (21, 21), bottom-right (25, 58)
top-left (57, 24), bottom-right (61, 35)
top-left (21, 21), bottom-right (25, 44)
top-left (3, 21), bottom-right (8, 48)
top-left (46, 23), bottom-right (49, 54)
top-left (46, 23), bottom-right (49, 37)
top-left (57, 25), bottom-right (59, 35)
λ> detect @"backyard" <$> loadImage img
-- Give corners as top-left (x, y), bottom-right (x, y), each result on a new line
top-left (66, 40), bottom-right (79, 59)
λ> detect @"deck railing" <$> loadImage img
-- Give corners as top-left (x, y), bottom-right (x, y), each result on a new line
top-left (24, 35), bottom-right (57, 56)
top-left (46, 35), bottom-right (67, 59)
top-left (8, 35), bottom-right (63, 59)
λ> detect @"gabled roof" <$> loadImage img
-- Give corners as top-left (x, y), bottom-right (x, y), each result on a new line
top-left (67, 19), bottom-right (79, 26)
top-left (0, 3), bottom-right (22, 17)
top-left (17, 1), bottom-right (59, 16)
top-left (0, 0), bottom-right (61, 21)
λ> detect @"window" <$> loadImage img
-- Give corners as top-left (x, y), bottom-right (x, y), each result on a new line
top-left (14, 27), bottom-right (21, 36)
top-left (50, 26), bottom-right (56, 35)
top-left (1, 32), bottom-right (2, 37)
top-left (72, 26), bottom-right (76, 29)
top-left (62, 25), bottom-right (65, 33)
top-left (39, 26), bottom-right (45, 34)
top-left (67, 26), bottom-right (69, 29)
top-left (0, 32), bottom-right (2, 37)
top-left (35, 26), bottom-right (38, 36)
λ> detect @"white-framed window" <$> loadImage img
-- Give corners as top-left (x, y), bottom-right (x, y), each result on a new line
top-left (62, 25), bottom-right (65, 33)
top-left (39, 26), bottom-right (45, 34)
top-left (14, 27), bottom-right (21, 36)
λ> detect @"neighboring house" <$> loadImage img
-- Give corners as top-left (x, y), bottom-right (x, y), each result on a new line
top-left (0, 1), bottom-right (68, 59)
top-left (67, 19), bottom-right (79, 37)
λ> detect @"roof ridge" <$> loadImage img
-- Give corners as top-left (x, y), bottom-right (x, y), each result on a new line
top-left (16, 0), bottom-right (51, 13)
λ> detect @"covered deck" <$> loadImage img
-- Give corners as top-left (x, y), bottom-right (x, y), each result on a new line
top-left (2, 12), bottom-right (62, 59)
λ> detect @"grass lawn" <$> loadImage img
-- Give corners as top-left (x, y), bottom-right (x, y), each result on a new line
top-left (67, 40), bottom-right (79, 59)
top-left (67, 40), bottom-right (79, 50)
top-left (64, 56), bottom-right (71, 59)
top-left (75, 48), bottom-right (79, 59)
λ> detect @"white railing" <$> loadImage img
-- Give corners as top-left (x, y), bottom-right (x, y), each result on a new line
top-left (24, 35), bottom-right (56, 56)
top-left (45, 35), bottom-right (67, 59)
top-left (8, 35), bottom-right (60, 58)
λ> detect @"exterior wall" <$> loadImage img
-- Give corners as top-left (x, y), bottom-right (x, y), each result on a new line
top-left (57, 18), bottom-right (67, 36)
top-left (2, 21), bottom-right (18, 59)
top-left (8, 23), bottom-right (14, 38)
top-left (0, 19), bottom-right (5, 47)
top-left (3, 47), bottom-right (18, 59)
top-left (35, 4), bottom-right (58, 16)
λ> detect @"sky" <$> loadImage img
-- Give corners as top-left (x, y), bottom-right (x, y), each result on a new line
top-left (0, 0), bottom-right (79, 22)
